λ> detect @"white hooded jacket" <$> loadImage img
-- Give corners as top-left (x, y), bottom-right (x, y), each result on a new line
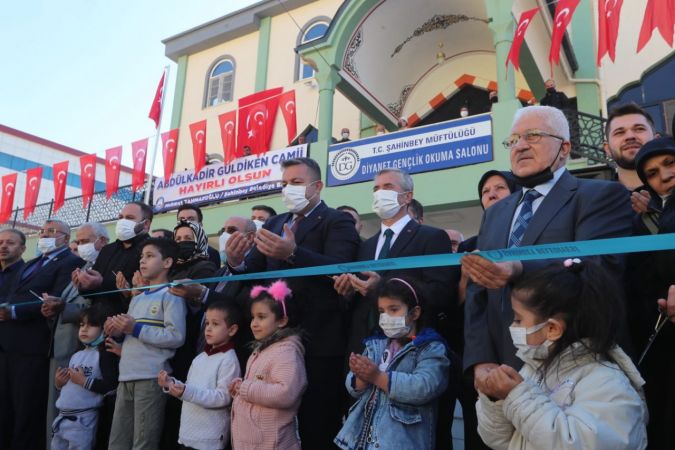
top-left (477, 343), bottom-right (648, 450)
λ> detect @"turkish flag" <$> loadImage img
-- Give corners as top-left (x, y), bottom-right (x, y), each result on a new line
top-left (53, 161), bottom-right (69, 214)
top-left (23, 167), bottom-right (42, 220)
top-left (131, 138), bottom-right (149, 192)
top-left (79, 153), bottom-right (97, 209)
top-left (161, 128), bottom-right (179, 182)
top-left (105, 146), bottom-right (122, 199)
top-left (278, 90), bottom-right (297, 144)
top-left (549, 0), bottom-right (581, 75)
top-left (218, 111), bottom-right (238, 164)
top-left (597, 0), bottom-right (624, 65)
top-left (238, 87), bottom-right (283, 156)
top-left (148, 72), bottom-right (165, 128)
top-left (637, 0), bottom-right (674, 52)
top-left (0, 173), bottom-right (17, 223)
top-left (506, 8), bottom-right (539, 71)
top-left (189, 120), bottom-right (207, 173)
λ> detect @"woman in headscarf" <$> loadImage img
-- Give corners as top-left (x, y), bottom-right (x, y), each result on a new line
top-left (171, 219), bottom-right (217, 280)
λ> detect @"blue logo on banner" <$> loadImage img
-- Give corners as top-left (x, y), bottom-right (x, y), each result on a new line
top-left (327, 114), bottom-right (493, 186)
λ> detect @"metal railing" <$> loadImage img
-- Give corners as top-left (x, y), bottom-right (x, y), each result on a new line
top-left (562, 109), bottom-right (610, 165)
top-left (7, 183), bottom-right (149, 236)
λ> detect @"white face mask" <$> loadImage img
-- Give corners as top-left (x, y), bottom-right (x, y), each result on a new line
top-left (116, 218), bottom-right (143, 242)
top-left (379, 312), bottom-right (411, 339)
top-left (376, 131), bottom-right (385, 136)
top-left (37, 237), bottom-right (57, 255)
top-left (219, 232), bottom-right (231, 263)
top-left (509, 321), bottom-right (552, 361)
top-left (281, 182), bottom-right (316, 214)
top-left (372, 189), bottom-right (404, 219)
top-left (77, 242), bottom-right (100, 263)
top-left (341, 132), bottom-right (349, 139)
top-left (253, 219), bottom-right (265, 230)
top-left (460, 110), bottom-right (469, 118)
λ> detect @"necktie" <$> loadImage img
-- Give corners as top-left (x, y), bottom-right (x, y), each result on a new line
top-left (214, 267), bottom-right (230, 293)
top-left (21, 256), bottom-right (46, 280)
top-left (378, 229), bottom-right (395, 259)
top-left (508, 189), bottom-right (542, 248)
top-left (290, 214), bottom-right (304, 233)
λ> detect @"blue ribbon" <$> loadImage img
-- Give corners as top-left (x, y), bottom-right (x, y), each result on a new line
top-left (5, 233), bottom-right (675, 306)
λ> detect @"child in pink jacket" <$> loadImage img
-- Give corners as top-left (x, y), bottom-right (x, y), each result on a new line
top-left (229, 280), bottom-right (307, 450)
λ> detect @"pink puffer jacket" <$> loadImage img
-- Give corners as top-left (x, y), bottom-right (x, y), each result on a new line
top-left (231, 333), bottom-right (307, 450)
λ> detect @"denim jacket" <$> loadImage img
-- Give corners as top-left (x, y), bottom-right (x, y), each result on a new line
top-left (334, 328), bottom-right (450, 450)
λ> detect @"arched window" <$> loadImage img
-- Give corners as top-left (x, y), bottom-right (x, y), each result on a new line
top-left (207, 58), bottom-right (235, 107)
top-left (296, 20), bottom-right (329, 81)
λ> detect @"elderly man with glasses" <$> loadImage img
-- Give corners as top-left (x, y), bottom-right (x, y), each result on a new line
top-left (461, 106), bottom-right (633, 399)
top-left (0, 220), bottom-right (84, 450)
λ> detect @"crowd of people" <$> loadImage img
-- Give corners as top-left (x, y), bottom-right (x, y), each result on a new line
top-left (0, 104), bottom-right (673, 450)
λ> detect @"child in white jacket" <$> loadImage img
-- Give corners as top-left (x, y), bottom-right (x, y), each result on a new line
top-left (475, 259), bottom-right (648, 450)
top-left (158, 301), bottom-right (241, 450)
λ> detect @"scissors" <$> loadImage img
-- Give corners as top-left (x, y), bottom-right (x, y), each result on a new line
top-left (638, 306), bottom-right (675, 365)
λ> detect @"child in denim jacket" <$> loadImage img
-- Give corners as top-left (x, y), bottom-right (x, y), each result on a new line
top-left (335, 276), bottom-right (450, 450)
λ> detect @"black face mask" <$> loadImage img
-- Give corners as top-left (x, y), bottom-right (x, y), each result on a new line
top-left (511, 144), bottom-right (564, 188)
top-left (546, 87), bottom-right (556, 94)
top-left (177, 241), bottom-right (197, 260)
top-left (490, 96), bottom-right (499, 103)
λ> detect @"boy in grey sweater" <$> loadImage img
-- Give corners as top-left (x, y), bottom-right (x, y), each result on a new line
top-left (52, 305), bottom-right (119, 450)
top-left (105, 238), bottom-right (186, 450)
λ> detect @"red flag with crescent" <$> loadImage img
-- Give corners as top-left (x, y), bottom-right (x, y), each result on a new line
top-left (0, 173), bottom-right (17, 223)
top-left (131, 138), bottom-right (149, 192)
top-left (238, 87), bottom-right (283, 156)
top-left (549, 0), bottom-right (581, 75)
top-left (105, 146), bottom-right (122, 199)
top-left (53, 161), bottom-right (69, 214)
top-left (79, 153), bottom-right (97, 209)
top-left (161, 128), bottom-right (179, 182)
top-left (189, 120), bottom-right (207, 174)
top-left (148, 72), bottom-right (165, 128)
top-left (637, 0), bottom-right (674, 52)
top-left (506, 8), bottom-right (539, 71)
top-left (597, 0), bottom-right (624, 65)
top-left (23, 167), bottom-right (42, 220)
top-left (218, 110), bottom-right (238, 164)
top-left (278, 90), bottom-right (297, 144)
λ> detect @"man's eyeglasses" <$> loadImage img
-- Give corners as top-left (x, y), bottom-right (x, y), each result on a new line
top-left (502, 129), bottom-right (564, 149)
top-left (38, 228), bottom-right (67, 236)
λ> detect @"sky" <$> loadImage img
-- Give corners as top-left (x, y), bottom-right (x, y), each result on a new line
top-left (0, 0), bottom-right (259, 173)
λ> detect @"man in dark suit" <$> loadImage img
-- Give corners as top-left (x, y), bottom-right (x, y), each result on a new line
top-left (0, 220), bottom-right (84, 450)
top-left (226, 157), bottom-right (360, 449)
top-left (333, 168), bottom-right (458, 450)
top-left (333, 168), bottom-right (456, 353)
top-left (462, 106), bottom-right (633, 391)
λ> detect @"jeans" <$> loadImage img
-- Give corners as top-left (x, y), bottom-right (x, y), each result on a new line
top-left (108, 380), bottom-right (166, 450)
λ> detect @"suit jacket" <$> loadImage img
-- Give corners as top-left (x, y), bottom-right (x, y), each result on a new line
top-left (347, 220), bottom-right (457, 355)
top-left (236, 201), bottom-right (360, 357)
top-left (463, 170), bottom-right (633, 371)
top-left (0, 247), bottom-right (84, 356)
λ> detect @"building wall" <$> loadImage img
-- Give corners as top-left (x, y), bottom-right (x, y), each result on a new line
top-left (172, 0), bottom-right (361, 172)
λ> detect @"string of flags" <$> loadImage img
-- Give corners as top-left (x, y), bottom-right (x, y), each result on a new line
top-left (507, 0), bottom-right (674, 73)
top-left (0, 74), bottom-right (297, 224)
